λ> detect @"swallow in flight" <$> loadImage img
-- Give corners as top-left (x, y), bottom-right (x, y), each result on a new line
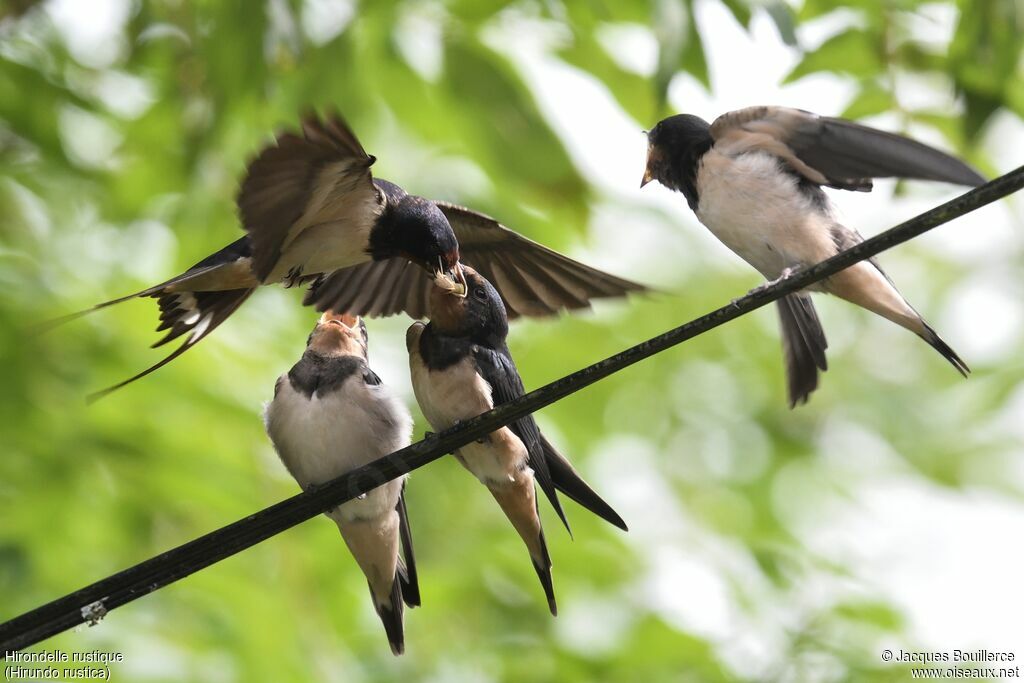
top-left (69, 112), bottom-right (645, 399)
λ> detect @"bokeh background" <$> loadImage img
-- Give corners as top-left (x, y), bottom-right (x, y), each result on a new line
top-left (2, 0), bottom-right (1023, 681)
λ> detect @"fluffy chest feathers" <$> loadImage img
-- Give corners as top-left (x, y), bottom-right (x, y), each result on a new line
top-left (695, 149), bottom-right (839, 279)
top-left (409, 350), bottom-right (494, 430)
top-left (264, 368), bottom-right (412, 499)
top-left (406, 324), bottom-right (528, 484)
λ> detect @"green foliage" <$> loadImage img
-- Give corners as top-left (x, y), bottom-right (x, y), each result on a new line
top-left (788, 0), bottom-right (1024, 147)
top-left (1, 1), bottom-right (1021, 681)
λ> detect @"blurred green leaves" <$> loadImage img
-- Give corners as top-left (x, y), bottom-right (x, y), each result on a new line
top-left (786, 0), bottom-right (1024, 146)
top-left (1, 1), bottom-right (1021, 681)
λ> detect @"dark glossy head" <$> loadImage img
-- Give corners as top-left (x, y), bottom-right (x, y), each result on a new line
top-left (642, 114), bottom-right (713, 196)
top-left (306, 310), bottom-right (369, 360)
top-left (370, 179), bottom-right (461, 282)
top-left (428, 265), bottom-right (508, 347)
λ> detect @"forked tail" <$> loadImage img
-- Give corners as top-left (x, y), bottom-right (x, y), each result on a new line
top-left (87, 286), bottom-right (256, 402)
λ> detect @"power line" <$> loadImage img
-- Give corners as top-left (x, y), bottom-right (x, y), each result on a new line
top-left (2, 166), bottom-right (1022, 653)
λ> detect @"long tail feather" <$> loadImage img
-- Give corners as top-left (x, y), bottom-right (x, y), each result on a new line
top-left (541, 435), bottom-right (627, 532)
top-left (776, 293), bottom-right (829, 407)
top-left (920, 323), bottom-right (970, 377)
top-left (371, 577), bottom-right (406, 656)
top-left (531, 527), bottom-right (557, 616)
top-left (87, 287), bottom-right (255, 402)
top-left (396, 486), bottom-right (420, 608)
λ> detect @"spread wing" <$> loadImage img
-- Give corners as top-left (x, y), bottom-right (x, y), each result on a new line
top-left (709, 106), bottom-right (985, 192)
top-left (303, 201), bottom-right (647, 319)
top-left (237, 112), bottom-right (380, 281)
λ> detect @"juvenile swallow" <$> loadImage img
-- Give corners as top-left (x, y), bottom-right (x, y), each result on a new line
top-left (406, 265), bottom-right (627, 615)
top-left (74, 112), bottom-right (645, 398)
top-left (264, 311), bottom-right (418, 655)
top-left (642, 106), bottom-right (982, 405)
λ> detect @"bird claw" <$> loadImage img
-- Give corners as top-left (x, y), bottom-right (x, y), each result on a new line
top-left (747, 267), bottom-right (797, 297)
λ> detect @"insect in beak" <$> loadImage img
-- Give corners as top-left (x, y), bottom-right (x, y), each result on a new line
top-left (433, 257), bottom-right (467, 297)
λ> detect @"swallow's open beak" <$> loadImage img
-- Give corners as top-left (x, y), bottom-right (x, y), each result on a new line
top-left (641, 167), bottom-right (653, 188)
top-left (433, 258), bottom-right (467, 297)
top-left (319, 310), bottom-right (360, 329)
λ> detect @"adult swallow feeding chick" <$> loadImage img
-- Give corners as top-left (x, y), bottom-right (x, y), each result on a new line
top-left (264, 311), bottom-right (418, 655)
top-left (78, 112), bottom-right (645, 398)
top-left (406, 265), bottom-right (627, 615)
top-left (642, 106), bottom-right (982, 406)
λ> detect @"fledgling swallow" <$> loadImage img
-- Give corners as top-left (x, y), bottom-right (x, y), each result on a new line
top-left (264, 311), bottom-right (418, 655)
top-left (64, 112), bottom-right (646, 400)
top-left (642, 106), bottom-right (983, 406)
top-left (406, 265), bottom-right (627, 615)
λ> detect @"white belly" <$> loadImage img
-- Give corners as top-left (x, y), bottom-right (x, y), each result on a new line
top-left (409, 353), bottom-right (493, 430)
top-left (695, 150), bottom-right (838, 279)
top-left (407, 327), bottom-right (528, 484)
top-left (264, 374), bottom-right (413, 522)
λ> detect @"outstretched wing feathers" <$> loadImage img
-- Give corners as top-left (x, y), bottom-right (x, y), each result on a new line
top-left (305, 200), bottom-right (647, 319)
top-left (238, 112), bottom-right (379, 281)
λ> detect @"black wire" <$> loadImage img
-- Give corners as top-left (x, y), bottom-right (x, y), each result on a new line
top-left (2, 166), bottom-right (1022, 653)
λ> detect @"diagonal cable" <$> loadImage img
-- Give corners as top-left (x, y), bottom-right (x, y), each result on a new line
top-left (2, 166), bottom-right (1022, 653)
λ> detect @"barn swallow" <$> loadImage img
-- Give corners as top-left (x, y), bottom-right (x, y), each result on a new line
top-left (642, 106), bottom-right (982, 406)
top-left (70, 112), bottom-right (645, 399)
top-left (406, 265), bottom-right (627, 615)
top-left (264, 311), bottom-right (418, 655)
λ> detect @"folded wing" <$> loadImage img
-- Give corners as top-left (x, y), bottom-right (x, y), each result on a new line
top-left (709, 106), bottom-right (985, 191)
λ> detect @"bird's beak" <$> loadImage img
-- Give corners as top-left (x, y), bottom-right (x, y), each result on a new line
top-left (433, 258), bottom-right (467, 298)
top-left (641, 144), bottom-right (656, 188)
top-left (318, 310), bottom-right (360, 329)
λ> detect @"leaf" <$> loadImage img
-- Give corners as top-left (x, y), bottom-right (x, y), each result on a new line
top-left (559, 34), bottom-right (658, 125)
top-left (895, 41), bottom-right (948, 72)
top-left (947, 0), bottom-right (1023, 136)
top-left (653, 0), bottom-right (709, 110)
top-left (720, 0), bottom-right (752, 28)
top-left (680, 0), bottom-right (710, 89)
top-left (784, 28), bottom-right (883, 83)
top-left (441, 37), bottom-right (590, 236)
top-left (840, 81), bottom-right (895, 119)
top-left (766, 1), bottom-right (798, 46)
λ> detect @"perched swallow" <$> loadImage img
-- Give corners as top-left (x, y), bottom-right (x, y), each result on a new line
top-left (71, 112), bottom-right (645, 399)
top-left (264, 311), bottom-right (418, 655)
top-left (642, 106), bottom-right (983, 405)
top-left (406, 265), bottom-right (627, 615)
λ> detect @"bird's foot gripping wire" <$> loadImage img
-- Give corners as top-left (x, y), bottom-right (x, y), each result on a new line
top-left (732, 267), bottom-right (798, 308)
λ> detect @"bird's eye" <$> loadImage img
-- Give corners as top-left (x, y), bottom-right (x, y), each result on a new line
top-left (473, 287), bottom-right (487, 301)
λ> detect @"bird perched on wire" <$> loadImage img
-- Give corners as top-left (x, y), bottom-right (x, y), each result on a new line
top-left (406, 265), bottom-right (627, 615)
top-left (641, 106), bottom-right (983, 406)
top-left (264, 310), bottom-right (418, 655)
top-left (71, 111), bottom-right (645, 399)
